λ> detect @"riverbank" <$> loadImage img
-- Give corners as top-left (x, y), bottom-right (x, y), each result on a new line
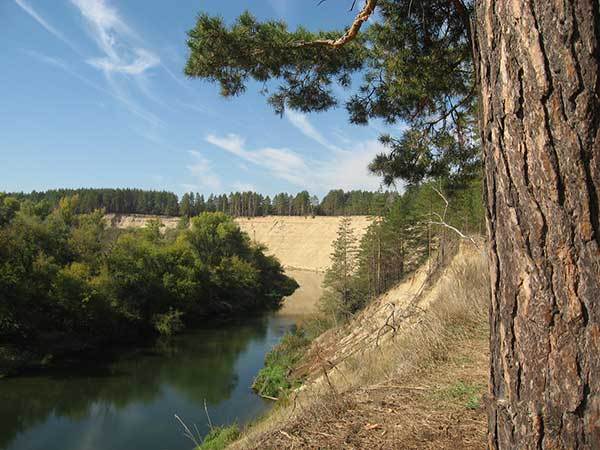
top-left (0, 287), bottom-right (306, 379)
top-left (227, 243), bottom-right (489, 449)
top-left (0, 306), bottom-right (289, 378)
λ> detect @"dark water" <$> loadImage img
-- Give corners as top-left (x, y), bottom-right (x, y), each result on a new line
top-left (0, 315), bottom-right (296, 450)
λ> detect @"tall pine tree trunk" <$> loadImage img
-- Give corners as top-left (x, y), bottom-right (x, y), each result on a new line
top-left (474, 1), bottom-right (600, 447)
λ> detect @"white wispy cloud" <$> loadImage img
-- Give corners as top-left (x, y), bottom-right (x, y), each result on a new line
top-left (15, 0), bottom-right (163, 125)
top-left (64, 0), bottom-right (165, 125)
top-left (205, 132), bottom-right (385, 193)
top-left (283, 111), bottom-right (390, 191)
top-left (313, 139), bottom-right (386, 192)
top-left (180, 183), bottom-right (199, 193)
top-left (206, 134), bottom-right (309, 185)
top-left (285, 110), bottom-right (342, 152)
top-left (70, 0), bottom-right (160, 75)
top-left (14, 0), bottom-right (79, 52)
top-left (88, 48), bottom-right (159, 75)
top-left (232, 182), bottom-right (257, 192)
top-left (331, 128), bottom-right (353, 145)
top-left (206, 134), bottom-right (246, 156)
top-left (187, 150), bottom-right (222, 191)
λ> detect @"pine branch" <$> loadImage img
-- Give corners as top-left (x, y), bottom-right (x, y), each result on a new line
top-left (296, 0), bottom-right (378, 48)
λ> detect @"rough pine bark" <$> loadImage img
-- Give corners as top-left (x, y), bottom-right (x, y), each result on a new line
top-left (474, 0), bottom-right (600, 448)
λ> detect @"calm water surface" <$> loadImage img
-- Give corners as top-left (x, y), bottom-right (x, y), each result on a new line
top-left (0, 315), bottom-right (297, 450)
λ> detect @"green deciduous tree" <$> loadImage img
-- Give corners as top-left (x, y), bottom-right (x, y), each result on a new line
top-left (0, 198), bottom-right (297, 361)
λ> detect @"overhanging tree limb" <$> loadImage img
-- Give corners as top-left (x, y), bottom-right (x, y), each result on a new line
top-left (295, 0), bottom-right (378, 48)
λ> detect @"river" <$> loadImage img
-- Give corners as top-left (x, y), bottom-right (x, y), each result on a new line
top-left (0, 270), bottom-right (323, 450)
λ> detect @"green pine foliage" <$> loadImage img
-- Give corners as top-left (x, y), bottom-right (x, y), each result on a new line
top-left (198, 189), bottom-right (398, 217)
top-left (321, 217), bottom-right (361, 322)
top-left (0, 197), bottom-right (298, 367)
top-left (185, 11), bottom-right (366, 113)
top-left (321, 178), bottom-right (484, 322)
top-left (11, 188), bottom-right (398, 218)
top-left (11, 188), bottom-right (180, 216)
top-left (319, 190), bottom-right (398, 216)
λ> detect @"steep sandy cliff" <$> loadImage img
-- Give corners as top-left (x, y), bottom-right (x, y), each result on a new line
top-left (235, 216), bottom-right (372, 271)
top-left (105, 213), bottom-right (181, 230)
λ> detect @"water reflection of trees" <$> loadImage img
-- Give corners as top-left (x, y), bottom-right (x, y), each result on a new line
top-left (0, 317), bottom-right (270, 450)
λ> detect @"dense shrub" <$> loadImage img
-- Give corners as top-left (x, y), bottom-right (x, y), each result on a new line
top-left (252, 330), bottom-right (310, 398)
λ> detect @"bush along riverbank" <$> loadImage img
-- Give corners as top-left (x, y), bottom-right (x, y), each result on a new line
top-left (0, 194), bottom-right (297, 374)
top-left (252, 329), bottom-right (311, 399)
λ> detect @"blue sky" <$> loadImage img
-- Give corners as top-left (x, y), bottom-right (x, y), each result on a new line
top-left (1, 0), bottom-right (401, 198)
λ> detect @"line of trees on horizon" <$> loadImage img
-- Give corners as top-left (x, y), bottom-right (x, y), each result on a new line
top-left (9, 189), bottom-right (180, 217)
top-left (8, 188), bottom-right (400, 218)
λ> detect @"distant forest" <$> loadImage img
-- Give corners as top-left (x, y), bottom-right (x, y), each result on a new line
top-left (9, 188), bottom-right (399, 217)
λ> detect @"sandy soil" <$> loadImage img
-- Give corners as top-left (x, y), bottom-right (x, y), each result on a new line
top-left (235, 216), bottom-right (372, 272)
top-left (277, 269), bottom-right (324, 319)
top-left (105, 213), bottom-right (181, 230)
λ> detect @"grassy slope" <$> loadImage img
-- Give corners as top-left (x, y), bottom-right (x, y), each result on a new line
top-left (231, 243), bottom-right (490, 449)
